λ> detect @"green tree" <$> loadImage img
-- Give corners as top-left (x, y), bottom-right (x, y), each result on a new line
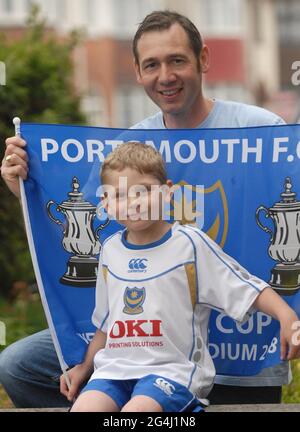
top-left (0, 6), bottom-right (86, 296)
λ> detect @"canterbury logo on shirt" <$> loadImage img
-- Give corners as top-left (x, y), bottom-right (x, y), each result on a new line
top-left (153, 378), bottom-right (176, 396)
top-left (128, 258), bottom-right (148, 273)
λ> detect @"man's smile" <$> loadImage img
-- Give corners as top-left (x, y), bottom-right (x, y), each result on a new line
top-left (158, 88), bottom-right (183, 99)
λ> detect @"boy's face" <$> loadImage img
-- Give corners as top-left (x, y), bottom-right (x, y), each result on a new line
top-left (101, 167), bottom-right (172, 232)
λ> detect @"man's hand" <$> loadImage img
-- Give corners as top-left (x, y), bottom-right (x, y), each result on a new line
top-left (1, 136), bottom-right (28, 198)
top-left (60, 363), bottom-right (92, 403)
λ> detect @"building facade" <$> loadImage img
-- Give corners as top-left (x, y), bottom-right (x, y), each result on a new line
top-left (0, 0), bottom-right (282, 126)
top-left (274, 0), bottom-right (300, 122)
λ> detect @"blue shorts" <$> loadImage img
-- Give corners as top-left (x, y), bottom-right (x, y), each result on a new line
top-left (81, 374), bottom-right (204, 412)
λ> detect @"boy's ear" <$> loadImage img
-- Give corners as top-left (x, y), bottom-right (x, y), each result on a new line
top-left (100, 193), bottom-right (109, 212)
top-left (164, 179), bottom-right (174, 203)
top-left (96, 193), bottom-right (109, 221)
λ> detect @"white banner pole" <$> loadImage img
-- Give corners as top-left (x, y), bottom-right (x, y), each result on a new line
top-left (13, 117), bottom-right (72, 392)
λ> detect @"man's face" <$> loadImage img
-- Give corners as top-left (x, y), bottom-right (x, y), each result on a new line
top-left (134, 23), bottom-right (208, 125)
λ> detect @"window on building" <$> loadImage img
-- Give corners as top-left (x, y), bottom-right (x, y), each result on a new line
top-left (81, 92), bottom-right (106, 127)
top-left (113, 0), bottom-right (164, 36)
top-left (55, 0), bottom-right (66, 20)
top-left (116, 86), bottom-right (157, 127)
top-left (25, 0), bottom-right (31, 11)
top-left (253, 0), bottom-right (263, 43)
top-left (2, 0), bottom-right (14, 13)
top-left (24, 0), bottom-right (41, 12)
top-left (202, 0), bottom-right (242, 35)
top-left (24, 0), bottom-right (40, 14)
top-left (86, 0), bottom-right (96, 25)
top-left (0, 0), bottom-right (45, 23)
top-left (21, 1), bottom-right (55, 25)
top-left (114, 0), bottom-right (145, 34)
top-left (277, 0), bottom-right (300, 44)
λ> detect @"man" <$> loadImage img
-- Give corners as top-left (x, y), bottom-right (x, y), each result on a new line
top-left (0, 11), bottom-right (291, 407)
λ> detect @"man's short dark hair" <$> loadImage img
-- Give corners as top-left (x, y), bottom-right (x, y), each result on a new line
top-left (133, 10), bottom-right (203, 65)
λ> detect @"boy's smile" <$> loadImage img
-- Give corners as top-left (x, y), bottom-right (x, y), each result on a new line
top-left (102, 167), bottom-right (173, 245)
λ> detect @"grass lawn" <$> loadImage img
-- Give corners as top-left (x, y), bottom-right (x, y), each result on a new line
top-left (0, 294), bottom-right (47, 408)
top-left (0, 295), bottom-right (299, 407)
top-left (283, 360), bottom-right (300, 403)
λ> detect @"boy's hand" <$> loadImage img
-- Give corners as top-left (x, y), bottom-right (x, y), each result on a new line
top-left (60, 363), bottom-right (92, 402)
top-left (60, 329), bottom-right (106, 402)
top-left (279, 310), bottom-right (300, 360)
top-left (254, 287), bottom-right (300, 360)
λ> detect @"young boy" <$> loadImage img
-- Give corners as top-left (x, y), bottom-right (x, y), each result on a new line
top-left (60, 142), bottom-right (300, 412)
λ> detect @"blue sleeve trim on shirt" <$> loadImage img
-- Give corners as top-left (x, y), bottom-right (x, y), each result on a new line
top-left (186, 226), bottom-right (261, 293)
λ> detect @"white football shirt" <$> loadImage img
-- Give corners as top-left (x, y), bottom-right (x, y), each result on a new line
top-left (91, 222), bottom-right (267, 398)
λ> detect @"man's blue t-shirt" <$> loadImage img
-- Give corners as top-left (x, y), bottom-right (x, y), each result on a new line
top-left (131, 99), bottom-right (284, 129)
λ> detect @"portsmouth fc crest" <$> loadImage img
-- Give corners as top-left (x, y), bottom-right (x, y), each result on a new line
top-left (123, 287), bottom-right (146, 315)
top-left (168, 179), bottom-right (228, 248)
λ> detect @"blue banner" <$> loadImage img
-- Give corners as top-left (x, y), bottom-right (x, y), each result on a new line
top-left (21, 122), bottom-right (300, 375)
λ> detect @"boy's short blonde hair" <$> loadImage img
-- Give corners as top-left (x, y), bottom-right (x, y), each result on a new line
top-left (100, 142), bottom-right (167, 184)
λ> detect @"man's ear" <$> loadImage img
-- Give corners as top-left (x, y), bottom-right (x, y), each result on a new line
top-left (134, 59), bottom-right (142, 84)
top-left (199, 45), bottom-right (210, 74)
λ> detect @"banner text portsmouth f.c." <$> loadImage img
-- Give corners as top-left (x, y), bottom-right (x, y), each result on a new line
top-left (21, 122), bottom-right (300, 375)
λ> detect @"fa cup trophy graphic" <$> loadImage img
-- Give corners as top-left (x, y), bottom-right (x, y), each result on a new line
top-left (256, 177), bottom-right (300, 296)
top-left (47, 177), bottom-right (109, 287)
